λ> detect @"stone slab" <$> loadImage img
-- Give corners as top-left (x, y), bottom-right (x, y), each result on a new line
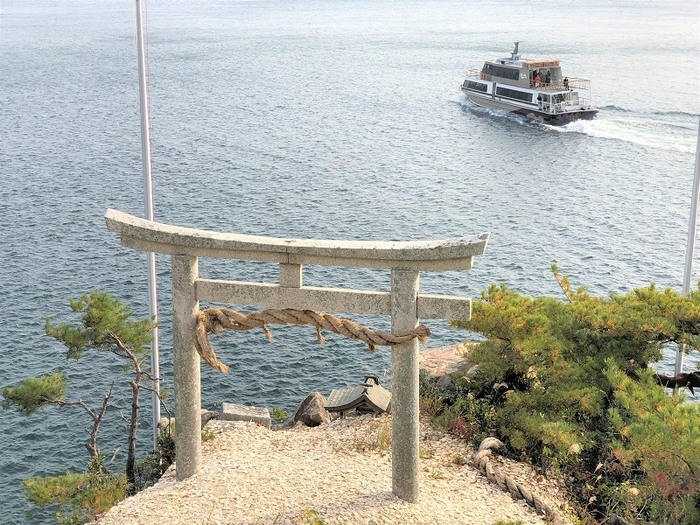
top-left (220, 403), bottom-right (271, 429)
top-left (419, 344), bottom-right (473, 378)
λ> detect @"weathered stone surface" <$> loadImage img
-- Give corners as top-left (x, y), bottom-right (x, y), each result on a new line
top-left (419, 344), bottom-right (472, 378)
top-left (391, 269), bottom-right (420, 504)
top-left (104, 208), bottom-right (489, 271)
top-left (220, 402), bottom-right (271, 429)
top-left (284, 391), bottom-right (331, 428)
top-left (172, 254), bottom-right (201, 481)
top-left (200, 409), bottom-right (218, 427)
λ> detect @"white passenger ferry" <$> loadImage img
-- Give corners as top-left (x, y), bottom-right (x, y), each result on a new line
top-left (460, 43), bottom-right (598, 125)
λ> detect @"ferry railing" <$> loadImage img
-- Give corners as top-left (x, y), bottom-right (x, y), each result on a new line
top-left (530, 78), bottom-right (591, 92)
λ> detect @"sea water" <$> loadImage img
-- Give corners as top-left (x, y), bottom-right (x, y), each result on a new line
top-left (0, 0), bottom-right (698, 522)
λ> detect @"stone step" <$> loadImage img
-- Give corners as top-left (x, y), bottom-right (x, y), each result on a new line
top-left (220, 402), bottom-right (271, 429)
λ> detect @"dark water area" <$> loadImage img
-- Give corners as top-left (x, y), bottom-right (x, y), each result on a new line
top-left (1, 0), bottom-right (698, 522)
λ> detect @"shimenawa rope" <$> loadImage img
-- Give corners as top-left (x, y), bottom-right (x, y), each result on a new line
top-left (195, 307), bottom-right (431, 373)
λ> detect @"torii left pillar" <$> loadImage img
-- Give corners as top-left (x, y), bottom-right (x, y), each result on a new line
top-left (171, 255), bottom-right (201, 479)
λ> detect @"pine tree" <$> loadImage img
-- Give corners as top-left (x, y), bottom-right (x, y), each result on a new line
top-left (2, 292), bottom-right (160, 523)
top-left (447, 267), bottom-right (700, 524)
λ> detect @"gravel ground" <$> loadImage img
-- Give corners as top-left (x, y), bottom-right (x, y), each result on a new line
top-left (93, 415), bottom-right (572, 525)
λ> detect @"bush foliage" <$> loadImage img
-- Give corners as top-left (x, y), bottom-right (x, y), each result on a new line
top-left (439, 268), bottom-right (700, 524)
top-left (2, 292), bottom-right (171, 524)
top-left (22, 455), bottom-right (128, 525)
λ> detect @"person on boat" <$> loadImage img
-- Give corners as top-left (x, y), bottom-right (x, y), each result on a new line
top-left (545, 71), bottom-right (551, 85)
top-left (564, 77), bottom-right (569, 90)
top-left (534, 73), bottom-right (541, 88)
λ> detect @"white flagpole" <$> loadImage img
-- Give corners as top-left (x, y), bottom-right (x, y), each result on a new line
top-left (678, 119), bottom-right (700, 375)
top-left (135, 0), bottom-right (161, 448)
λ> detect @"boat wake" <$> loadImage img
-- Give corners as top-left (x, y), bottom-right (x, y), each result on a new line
top-left (453, 94), bottom-right (697, 153)
top-left (601, 105), bottom-right (699, 121)
top-left (557, 113), bottom-right (697, 153)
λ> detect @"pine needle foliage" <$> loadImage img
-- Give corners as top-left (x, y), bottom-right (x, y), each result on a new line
top-left (22, 454), bottom-right (128, 525)
top-left (43, 291), bottom-right (156, 490)
top-left (2, 371), bottom-right (67, 416)
top-left (448, 267), bottom-right (700, 524)
top-left (2, 291), bottom-right (165, 524)
top-left (45, 292), bottom-right (152, 361)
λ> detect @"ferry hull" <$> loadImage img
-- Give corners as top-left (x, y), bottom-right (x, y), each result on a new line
top-left (465, 92), bottom-right (597, 126)
top-left (513, 106), bottom-right (598, 126)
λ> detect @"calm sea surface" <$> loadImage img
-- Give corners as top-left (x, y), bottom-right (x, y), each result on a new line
top-left (1, 0), bottom-right (698, 522)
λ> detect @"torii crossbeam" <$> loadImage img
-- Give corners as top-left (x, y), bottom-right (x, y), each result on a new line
top-left (105, 208), bottom-right (489, 503)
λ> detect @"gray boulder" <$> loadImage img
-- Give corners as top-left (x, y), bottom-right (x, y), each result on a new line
top-left (285, 391), bottom-right (331, 428)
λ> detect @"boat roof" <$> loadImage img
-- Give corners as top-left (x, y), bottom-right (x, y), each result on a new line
top-left (490, 42), bottom-right (560, 68)
top-left (488, 57), bottom-right (560, 68)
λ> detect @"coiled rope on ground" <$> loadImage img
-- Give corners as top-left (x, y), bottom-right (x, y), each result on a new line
top-left (473, 438), bottom-right (568, 525)
top-left (195, 307), bottom-right (431, 373)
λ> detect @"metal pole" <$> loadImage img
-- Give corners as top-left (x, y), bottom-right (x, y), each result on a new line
top-left (678, 119), bottom-right (700, 375)
top-left (135, 0), bottom-right (160, 448)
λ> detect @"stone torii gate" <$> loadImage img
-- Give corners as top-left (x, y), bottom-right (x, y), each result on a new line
top-left (104, 208), bottom-right (489, 503)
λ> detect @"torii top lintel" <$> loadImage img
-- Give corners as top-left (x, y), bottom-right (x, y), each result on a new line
top-left (104, 209), bottom-right (489, 272)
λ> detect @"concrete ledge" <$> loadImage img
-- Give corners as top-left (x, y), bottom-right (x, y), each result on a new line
top-left (220, 403), bottom-right (271, 429)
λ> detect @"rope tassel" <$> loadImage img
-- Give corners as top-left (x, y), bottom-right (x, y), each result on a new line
top-left (194, 307), bottom-right (431, 373)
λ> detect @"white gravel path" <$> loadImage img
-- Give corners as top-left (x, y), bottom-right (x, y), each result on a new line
top-left (93, 415), bottom-right (570, 525)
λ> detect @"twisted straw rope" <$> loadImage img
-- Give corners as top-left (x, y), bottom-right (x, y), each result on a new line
top-left (472, 438), bottom-right (567, 525)
top-left (195, 307), bottom-right (431, 373)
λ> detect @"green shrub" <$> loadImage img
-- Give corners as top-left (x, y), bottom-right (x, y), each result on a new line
top-left (23, 455), bottom-right (128, 525)
top-left (133, 431), bottom-right (176, 492)
top-left (271, 406), bottom-right (288, 424)
top-left (448, 268), bottom-right (700, 524)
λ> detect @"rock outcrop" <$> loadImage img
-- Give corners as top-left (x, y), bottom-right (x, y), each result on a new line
top-left (280, 391), bottom-right (331, 428)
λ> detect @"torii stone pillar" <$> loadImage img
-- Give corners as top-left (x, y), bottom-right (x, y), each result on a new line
top-left (390, 269), bottom-right (420, 501)
top-left (171, 255), bottom-right (201, 478)
top-left (104, 208), bottom-right (488, 501)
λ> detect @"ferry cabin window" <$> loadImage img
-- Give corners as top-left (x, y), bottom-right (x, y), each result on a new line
top-left (481, 63), bottom-right (519, 81)
top-left (495, 87), bottom-right (533, 103)
top-left (465, 81), bottom-right (487, 92)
